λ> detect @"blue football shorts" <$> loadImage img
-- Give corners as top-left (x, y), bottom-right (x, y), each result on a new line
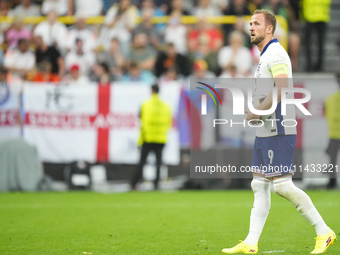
top-left (250, 135), bottom-right (296, 177)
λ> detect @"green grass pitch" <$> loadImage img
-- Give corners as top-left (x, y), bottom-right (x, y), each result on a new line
top-left (0, 190), bottom-right (339, 254)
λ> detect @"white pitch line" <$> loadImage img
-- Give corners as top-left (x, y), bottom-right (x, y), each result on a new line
top-left (262, 251), bottom-right (285, 253)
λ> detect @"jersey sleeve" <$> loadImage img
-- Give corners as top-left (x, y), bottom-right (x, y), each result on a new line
top-left (267, 50), bottom-right (288, 70)
top-left (267, 50), bottom-right (289, 77)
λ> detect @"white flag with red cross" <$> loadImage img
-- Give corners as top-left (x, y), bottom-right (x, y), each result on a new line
top-left (23, 82), bottom-right (180, 165)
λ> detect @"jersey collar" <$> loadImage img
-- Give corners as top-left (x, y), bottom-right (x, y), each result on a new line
top-left (260, 38), bottom-right (279, 56)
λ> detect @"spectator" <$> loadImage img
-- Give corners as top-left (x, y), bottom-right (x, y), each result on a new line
top-left (187, 18), bottom-right (224, 52)
top-left (163, 11), bottom-right (187, 55)
top-left (218, 31), bottom-right (253, 76)
top-left (9, 0), bottom-right (40, 18)
top-left (223, 0), bottom-right (251, 36)
top-left (5, 14), bottom-right (32, 48)
top-left (103, 0), bottom-right (116, 13)
top-left (0, 0), bottom-right (11, 34)
top-left (158, 66), bottom-right (184, 85)
top-left (0, 49), bottom-right (3, 66)
top-left (188, 59), bottom-right (215, 79)
top-left (140, 0), bottom-right (166, 33)
top-left (97, 37), bottom-right (124, 78)
top-left (303, 0), bottom-right (331, 72)
top-left (65, 39), bottom-right (96, 75)
top-left (166, 0), bottom-right (190, 16)
top-left (193, 0), bottom-right (223, 17)
top-left (224, 0), bottom-right (251, 16)
top-left (0, 0), bottom-right (10, 17)
top-left (128, 32), bottom-right (156, 71)
top-left (263, 0), bottom-right (289, 21)
top-left (8, 0), bottom-right (40, 31)
top-left (219, 64), bottom-right (245, 78)
top-left (121, 61), bottom-right (156, 84)
top-left (188, 41), bottom-right (219, 76)
top-left (154, 42), bottom-right (190, 77)
top-left (233, 17), bottom-right (251, 48)
top-left (211, 0), bottom-right (229, 13)
top-left (4, 38), bottom-right (35, 78)
top-left (65, 15), bottom-right (97, 53)
top-left (41, 0), bottom-right (71, 16)
top-left (32, 61), bottom-right (60, 83)
top-left (248, 0), bottom-right (264, 14)
top-left (62, 64), bottom-right (90, 85)
top-left (132, 8), bottom-right (160, 49)
top-left (153, 0), bottom-right (169, 13)
top-left (34, 35), bottom-right (65, 77)
top-left (68, 0), bottom-right (103, 17)
top-left (102, 0), bottom-right (139, 57)
top-left (91, 62), bottom-right (115, 84)
top-left (33, 10), bottom-right (67, 49)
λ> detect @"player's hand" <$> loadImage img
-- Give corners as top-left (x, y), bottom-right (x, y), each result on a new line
top-left (245, 110), bottom-right (261, 125)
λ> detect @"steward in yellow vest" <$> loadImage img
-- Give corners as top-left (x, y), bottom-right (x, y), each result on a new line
top-left (325, 90), bottom-right (340, 140)
top-left (138, 89), bottom-right (172, 146)
top-left (131, 85), bottom-right (172, 190)
top-left (303, 0), bottom-right (331, 23)
top-left (303, 0), bottom-right (331, 72)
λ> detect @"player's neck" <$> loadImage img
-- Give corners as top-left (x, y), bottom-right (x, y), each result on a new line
top-left (257, 37), bottom-right (274, 54)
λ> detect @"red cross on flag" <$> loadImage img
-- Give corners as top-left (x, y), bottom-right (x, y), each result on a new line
top-left (23, 82), bottom-right (180, 165)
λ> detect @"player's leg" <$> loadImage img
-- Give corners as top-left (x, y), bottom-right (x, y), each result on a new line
top-left (153, 143), bottom-right (164, 190)
top-left (244, 173), bottom-right (271, 247)
top-left (273, 174), bottom-right (329, 235)
top-left (222, 137), bottom-right (268, 254)
top-left (273, 175), bottom-right (336, 254)
top-left (222, 175), bottom-right (270, 254)
top-left (266, 135), bottom-right (336, 254)
top-left (131, 143), bottom-right (151, 190)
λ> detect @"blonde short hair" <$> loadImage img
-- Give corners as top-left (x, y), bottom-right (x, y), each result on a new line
top-left (253, 9), bottom-right (277, 35)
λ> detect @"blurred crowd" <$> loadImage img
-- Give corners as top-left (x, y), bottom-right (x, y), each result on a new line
top-left (0, 0), bottom-right (304, 86)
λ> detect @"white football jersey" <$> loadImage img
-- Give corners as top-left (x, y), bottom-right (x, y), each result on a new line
top-left (253, 38), bottom-right (297, 137)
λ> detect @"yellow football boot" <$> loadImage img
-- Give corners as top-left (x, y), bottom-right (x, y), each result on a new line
top-left (310, 228), bottom-right (337, 254)
top-left (222, 240), bottom-right (258, 254)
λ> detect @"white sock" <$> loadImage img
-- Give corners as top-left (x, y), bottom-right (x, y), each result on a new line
top-left (273, 177), bottom-right (329, 236)
top-left (244, 176), bottom-right (271, 246)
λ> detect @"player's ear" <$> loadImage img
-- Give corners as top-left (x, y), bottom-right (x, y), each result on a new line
top-left (267, 25), bottom-right (273, 35)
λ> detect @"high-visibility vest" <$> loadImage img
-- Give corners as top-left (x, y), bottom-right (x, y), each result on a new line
top-left (303, 0), bottom-right (331, 23)
top-left (138, 94), bottom-right (172, 145)
top-left (325, 90), bottom-right (340, 140)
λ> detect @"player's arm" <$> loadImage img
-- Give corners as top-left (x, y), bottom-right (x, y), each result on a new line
top-left (246, 64), bottom-right (289, 121)
top-left (257, 71), bottom-right (289, 111)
